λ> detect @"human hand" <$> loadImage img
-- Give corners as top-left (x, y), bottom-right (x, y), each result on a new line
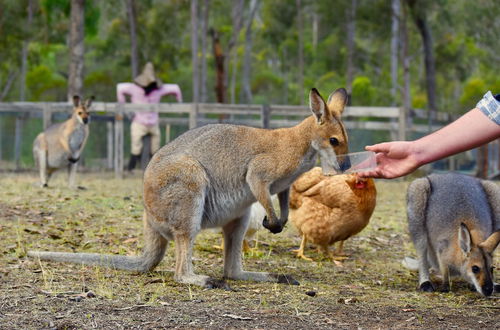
top-left (357, 141), bottom-right (421, 179)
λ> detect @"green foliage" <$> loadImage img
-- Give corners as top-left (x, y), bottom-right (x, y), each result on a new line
top-left (351, 76), bottom-right (375, 106)
top-left (460, 78), bottom-right (486, 110)
top-left (26, 65), bottom-right (66, 101)
top-left (0, 0), bottom-right (498, 107)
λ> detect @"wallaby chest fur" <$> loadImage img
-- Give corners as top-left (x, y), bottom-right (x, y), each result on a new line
top-left (34, 121), bottom-right (88, 169)
top-left (32, 95), bottom-right (92, 188)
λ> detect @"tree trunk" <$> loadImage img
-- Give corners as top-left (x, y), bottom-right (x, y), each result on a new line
top-left (200, 0), bottom-right (210, 102)
top-left (312, 10), bottom-right (319, 53)
top-left (390, 0), bottom-right (400, 106)
top-left (210, 29), bottom-right (225, 103)
top-left (227, 0), bottom-right (245, 104)
top-left (296, 0), bottom-right (304, 105)
top-left (408, 0), bottom-right (437, 129)
top-left (20, 0), bottom-right (34, 101)
top-left (125, 0), bottom-right (139, 79)
top-left (68, 0), bottom-right (85, 101)
top-left (191, 0), bottom-right (199, 103)
top-left (241, 0), bottom-right (259, 104)
top-left (345, 0), bottom-right (357, 102)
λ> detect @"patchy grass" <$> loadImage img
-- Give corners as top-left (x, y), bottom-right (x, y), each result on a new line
top-left (0, 172), bottom-right (498, 329)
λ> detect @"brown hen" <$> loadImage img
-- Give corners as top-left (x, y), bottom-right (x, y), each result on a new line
top-left (289, 167), bottom-right (376, 261)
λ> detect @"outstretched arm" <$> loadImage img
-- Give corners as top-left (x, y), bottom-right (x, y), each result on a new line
top-left (158, 84), bottom-right (183, 102)
top-left (359, 107), bottom-right (500, 179)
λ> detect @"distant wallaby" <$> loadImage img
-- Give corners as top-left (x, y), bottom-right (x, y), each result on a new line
top-left (29, 88), bottom-right (350, 288)
top-left (33, 95), bottom-right (93, 188)
top-left (407, 173), bottom-right (500, 296)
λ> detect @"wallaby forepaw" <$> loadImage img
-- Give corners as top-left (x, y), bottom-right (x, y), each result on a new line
top-left (419, 281), bottom-right (435, 292)
top-left (41, 183), bottom-right (48, 188)
top-left (204, 278), bottom-right (232, 291)
top-left (272, 274), bottom-right (300, 286)
top-left (262, 216), bottom-right (284, 234)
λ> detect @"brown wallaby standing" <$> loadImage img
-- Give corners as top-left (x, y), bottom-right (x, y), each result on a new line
top-left (407, 173), bottom-right (500, 296)
top-left (32, 95), bottom-right (93, 188)
top-left (29, 88), bottom-right (350, 288)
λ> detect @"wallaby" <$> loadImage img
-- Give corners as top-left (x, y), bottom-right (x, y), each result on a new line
top-left (407, 173), bottom-right (500, 296)
top-left (33, 95), bottom-right (93, 188)
top-left (28, 88), bottom-right (350, 289)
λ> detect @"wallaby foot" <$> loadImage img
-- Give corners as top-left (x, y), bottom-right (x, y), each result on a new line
top-left (273, 273), bottom-right (300, 285)
top-left (419, 281), bottom-right (435, 292)
top-left (176, 273), bottom-right (230, 290)
top-left (41, 183), bottom-right (48, 188)
top-left (77, 186), bottom-right (87, 190)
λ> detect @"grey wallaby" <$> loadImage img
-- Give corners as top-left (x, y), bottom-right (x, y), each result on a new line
top-left (29, 88), bottom-right (351, 288)
top-left (407, 173), bottom-right (500, 296)
top-left (32, 95), bottom-right (93, 188)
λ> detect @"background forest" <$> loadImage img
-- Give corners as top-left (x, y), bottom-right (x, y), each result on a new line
top-left (1, 0), bottom-right (499, 113)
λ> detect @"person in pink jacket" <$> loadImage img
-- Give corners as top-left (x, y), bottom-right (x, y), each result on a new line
top-left (117, 62), bottom-right (182, 171)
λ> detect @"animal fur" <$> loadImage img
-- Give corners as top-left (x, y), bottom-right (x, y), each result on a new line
top-left (29, 88), bottom-right (350, 288)
top-left (32, 95), bottom-right (93, 188)
top-left (407, 173), bottom-right (500, 296)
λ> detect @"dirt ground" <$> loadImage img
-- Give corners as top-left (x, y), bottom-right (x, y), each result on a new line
top-left (0, 172), bottom-right (498, 329)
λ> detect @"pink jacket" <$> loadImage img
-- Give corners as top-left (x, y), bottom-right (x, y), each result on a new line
top-left (116, 82), bottom-right (183, 126)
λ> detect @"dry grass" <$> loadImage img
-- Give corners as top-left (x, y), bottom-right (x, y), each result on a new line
top-left (0, 172), bottom-right (498, 329)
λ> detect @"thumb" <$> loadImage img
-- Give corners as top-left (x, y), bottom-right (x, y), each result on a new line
top-left (365, 142), bottom-right (392, 153)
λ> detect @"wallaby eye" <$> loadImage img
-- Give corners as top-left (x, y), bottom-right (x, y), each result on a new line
top-left (472, 265), bottom-right (480, 274)
top-left (329, 137), bottom-right (339, 146)
top-left (78, 112), bottom-right (82, 115)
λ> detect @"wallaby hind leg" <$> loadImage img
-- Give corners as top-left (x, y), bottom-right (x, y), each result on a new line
top-left (223, 214), bottom-right (299, 285)
top-left (37, 149), bottom-right (49, 188)
top-left (407, 177), bottom-right (435, 292)
top-left (68, 162), bottom-right (78, 188)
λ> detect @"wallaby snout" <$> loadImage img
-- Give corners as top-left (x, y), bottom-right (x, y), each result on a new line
top-left (340, 155), bottom-right (351, 172)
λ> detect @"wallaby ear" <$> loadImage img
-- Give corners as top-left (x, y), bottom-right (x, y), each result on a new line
top-left (327, 88), bottom-right (348, 116)
top-left (459, 223), bottom-right (472, 254)
top-left (309, 88), bottom-right (329, 124)
top-left (85, 96), bottom-right (95, 108)
top-left (479, 231), bottom-right (500, 254)
top-left (73, 95), bottom-right (81, 107)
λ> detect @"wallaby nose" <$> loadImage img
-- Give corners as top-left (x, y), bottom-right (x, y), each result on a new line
top-left (482, 282), bottom-right (493, 296)
top-left (83, 117), bottom-right (89, 124)
top-left (340, 156), bottom-right (351, 172)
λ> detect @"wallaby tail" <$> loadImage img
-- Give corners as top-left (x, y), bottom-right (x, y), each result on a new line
top-left (28, 212), bottom-right (168, 273)
top-left (27, 251), bottom-right (159, 272)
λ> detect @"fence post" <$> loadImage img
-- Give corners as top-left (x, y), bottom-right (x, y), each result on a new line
top-left (398, 106), bottom-right (407, 141)
top-left (106, 120), bottom-right (114, 170)
top-left (261, 104), bottom-right (270, 128)
top-left (189, 103), bottom-right (198, 129)
top-left (43, 103), bottom-right (52, 129)
top-left (165, 124), bottom-right (171, 144)
top-left (14, 113), bottom-right (26, 170)
top-left (114, 104), bottom-right (124, 178)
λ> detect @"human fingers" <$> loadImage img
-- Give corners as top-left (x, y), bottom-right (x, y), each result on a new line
top-left (364, 142), bottom-right (393, 153)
